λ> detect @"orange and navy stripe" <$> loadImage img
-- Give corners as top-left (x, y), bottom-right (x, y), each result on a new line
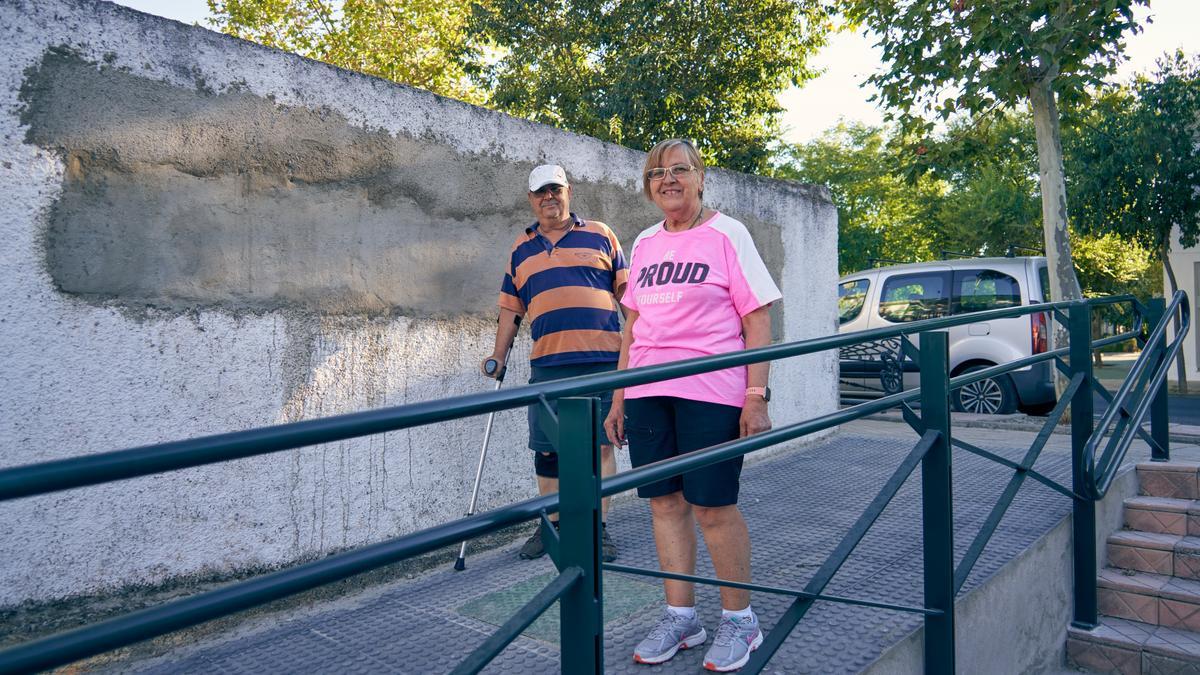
top-left (499, 214), bottom-right (628, 366)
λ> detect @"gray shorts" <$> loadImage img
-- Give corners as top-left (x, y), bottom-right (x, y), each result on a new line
top-left (527, 362), bottom-right (616, 453)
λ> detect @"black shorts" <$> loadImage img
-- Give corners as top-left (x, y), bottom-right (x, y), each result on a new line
top-left (625, 396), bottom-right (744, 507)
top-left (527, 362), bottom-right (616, 454)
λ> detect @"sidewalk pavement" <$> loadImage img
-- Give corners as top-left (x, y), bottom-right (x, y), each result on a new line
top-left (108, 418), bottom-right (1200, 674)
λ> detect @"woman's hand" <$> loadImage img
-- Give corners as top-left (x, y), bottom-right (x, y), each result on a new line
top-left (605, 309), bottom-right (636, 447)
top-left (740, 306), bottom-right (772, 437)
top-left (604, 398), bottom-right (625, 446)
top-left (739, 397), bottom-right (771, 438)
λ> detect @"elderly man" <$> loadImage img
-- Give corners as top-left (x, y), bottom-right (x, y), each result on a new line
top-left (483, 164), bottom-right (628, 562)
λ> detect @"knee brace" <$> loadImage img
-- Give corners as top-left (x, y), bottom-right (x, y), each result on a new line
top-left (533, 451), bottom-right (559, 478)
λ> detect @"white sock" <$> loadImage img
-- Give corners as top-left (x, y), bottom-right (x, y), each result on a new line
top-left (666, 604), bottom-right (696, 619)
top-left (722, 604), bottom-right (754, 622)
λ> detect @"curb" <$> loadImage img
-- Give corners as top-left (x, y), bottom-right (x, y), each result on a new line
top-left (861, 411), bottom-right (1200, 446)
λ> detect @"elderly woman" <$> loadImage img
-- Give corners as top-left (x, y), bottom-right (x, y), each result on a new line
top-left (604, 139), bottom-right (780, 672)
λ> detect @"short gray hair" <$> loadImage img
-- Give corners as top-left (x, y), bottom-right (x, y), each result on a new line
top-left (642, 139), bottom-right (705, 199)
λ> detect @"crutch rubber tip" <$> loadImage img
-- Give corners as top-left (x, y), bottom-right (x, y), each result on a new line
top-left (454, 557), bottom-right (466, 571)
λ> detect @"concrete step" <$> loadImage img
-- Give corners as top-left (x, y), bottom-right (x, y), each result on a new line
top-left (1067, 615), bottom-right (1200, 674)
top-left (1108, 531), bottom-right (1200, 579)
top-left (1124, 496), bottom-right (1198, 536)
top-left (1138, 462), bottom-right (1200, 500)
top-left (1098, 568), bottom-right (1200, 629)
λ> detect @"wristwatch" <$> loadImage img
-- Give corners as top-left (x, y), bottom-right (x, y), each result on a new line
top-left (746, 386), bottom-right (771, 402)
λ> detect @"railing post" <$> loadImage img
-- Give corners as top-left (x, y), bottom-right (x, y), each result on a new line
top-left (556, 397), bottom-right (603, 674)
top-left (1146, 297), bottom-right (1170, 461)
top-left (918, 330), bottom-right (955, 674)
top-left (1069, 301), bottom-right (1099, 629)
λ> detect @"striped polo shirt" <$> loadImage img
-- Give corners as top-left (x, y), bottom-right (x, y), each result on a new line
top-left (499, 213), bottom-right (629, 367)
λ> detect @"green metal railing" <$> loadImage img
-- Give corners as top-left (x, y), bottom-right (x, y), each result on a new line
top-left (0, 292), bottom-right (1189, 674)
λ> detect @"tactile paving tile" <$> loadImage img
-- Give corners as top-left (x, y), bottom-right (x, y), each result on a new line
top-left (124, 425), bottom-right (1100, 674)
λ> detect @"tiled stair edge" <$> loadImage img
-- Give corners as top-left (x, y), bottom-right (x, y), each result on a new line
top-left (1107, 530), bottom-right (1200, 579)
top-left (1096, 568), bottom-right (1200, 631)
top-left (863, 464), bottom-right (1139, 674)
top-left (1137, 462), bottom-right (1200, 501)
top-left (1067, 616), bottom-right (1200, 671)
top-left (1123, 496), bottom-right (1200, 536)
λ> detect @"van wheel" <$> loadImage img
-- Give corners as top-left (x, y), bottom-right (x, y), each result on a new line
top-left (879, 353), bottom-right (904, 395)
top-left (953, 366), bottom-right (1018, 415)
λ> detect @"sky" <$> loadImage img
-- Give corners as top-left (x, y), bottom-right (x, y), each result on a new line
top-left (777, 0), bottom-right (1200, 144)
top-left (111, 0), bottom-right (1198, 145)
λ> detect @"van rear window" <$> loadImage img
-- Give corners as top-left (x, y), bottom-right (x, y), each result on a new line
top-left (838, 279), bottom-right (870, 324)
top-left (953, 269), bottom-right (1021, 314)
top-left (878, 272), bottom-right (950, 322)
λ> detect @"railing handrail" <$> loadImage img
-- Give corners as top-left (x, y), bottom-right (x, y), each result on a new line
top-left (0, 290), bottom-right (1173, 675)
top-left (0, 296), bottom-right (1123, 503)
top-left (1082, 290), bottom-right (1191, 499)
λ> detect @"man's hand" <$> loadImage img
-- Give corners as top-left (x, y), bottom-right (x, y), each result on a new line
top-left (480, 354), bottom-right (505, 378)
top-left (604, 399), bottom-right (625, 446)
top-left (483, 309), bottom-right (522, 379)
top-left (739, 397), bottom-right (771, 438)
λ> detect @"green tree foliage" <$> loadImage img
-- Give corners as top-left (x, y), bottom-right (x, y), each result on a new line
top-left (844, 0), bottom-right (1147, 305)
top-left (208, 0), bottom-right (834, 173)
top-left (1071, 230), bottom-right (1159, 363)
top-left (1064, 50), bottom-right (1200, 384)
top-left (1066, 51), bottom-right (1200, 287)
top-left (1071, 232), bottom-right (1158, 300)
top-left (919, 113), bottom-right (1043, 257)
top-left (471, 0), bottom-right (834, 173)
top-left (775, 115), bottom-right (1160, 312)
top-left (207, 0), bottom-right (485, 104)
top-left (773, 123), bottom-right (944, 274)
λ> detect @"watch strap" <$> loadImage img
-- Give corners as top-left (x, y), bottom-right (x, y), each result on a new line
top-left (746, 386), bottom-right (769, 401)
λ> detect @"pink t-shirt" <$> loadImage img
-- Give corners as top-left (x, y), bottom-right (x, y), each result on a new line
top-left (620, 212), bottom-right (783, 407)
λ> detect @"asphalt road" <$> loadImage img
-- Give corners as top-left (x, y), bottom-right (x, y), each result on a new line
top-left (1093, 390), bottom-right (1200, 426)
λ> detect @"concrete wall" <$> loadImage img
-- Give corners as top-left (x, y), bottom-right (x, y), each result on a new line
top-left (0, 0), bottom-right (838, 607)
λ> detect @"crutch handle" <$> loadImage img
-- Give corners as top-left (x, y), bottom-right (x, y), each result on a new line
top-left (484, 357), bottom-right (508, 382)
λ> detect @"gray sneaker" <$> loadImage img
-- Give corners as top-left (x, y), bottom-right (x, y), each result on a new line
top-left (601, 528), bottom-right (617, 563)
top-left (518, 528), bottom-right (545, 559)
top-left (633, 610), bottom-right (707, 665)
top-left (702, 614), bottom-right (763, 672)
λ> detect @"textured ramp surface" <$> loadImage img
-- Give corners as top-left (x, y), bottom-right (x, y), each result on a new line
top-left (128, 422), bottom-right (1082, 674)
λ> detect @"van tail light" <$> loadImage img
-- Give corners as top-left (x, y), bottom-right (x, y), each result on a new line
top-left (1031, 311), bottom-right (1048, 354)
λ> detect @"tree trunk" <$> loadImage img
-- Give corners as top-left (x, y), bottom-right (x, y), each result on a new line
top-left (1029, 78), bottom-right (1084, 415)
top-left (1161, 240), bottom-right (1188, 394)
top-left (1029, 79), bottom-right (1083, 304)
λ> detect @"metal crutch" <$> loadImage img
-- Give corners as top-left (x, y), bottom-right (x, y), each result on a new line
top-left (454, 315), bottom-right (521, 571)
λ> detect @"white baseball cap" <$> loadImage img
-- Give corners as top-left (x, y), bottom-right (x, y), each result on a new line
top-left (528, 164), bottom-right (569, 192)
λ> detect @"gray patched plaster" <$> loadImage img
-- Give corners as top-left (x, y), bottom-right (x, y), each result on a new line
top-left (0, 0), bottom-right (837, 611)
top-left (19, 49), bottom-right (619, 316)
top-left (18, 49), bottom-right (790, 319)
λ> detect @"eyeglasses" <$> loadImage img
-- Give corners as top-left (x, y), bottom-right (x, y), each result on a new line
top-left (532, 185), bottom-right (567, 197)
top-left (645, 164), bottom-right (696, 181)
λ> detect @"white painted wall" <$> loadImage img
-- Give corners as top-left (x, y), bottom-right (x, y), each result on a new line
top-left (1164, 225), bottom-right (1200, 384)
top-left (0, 0), bottom-right (838, 606)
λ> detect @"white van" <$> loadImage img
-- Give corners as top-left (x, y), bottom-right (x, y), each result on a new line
top-left (838, 256), bottom-right (1055, 414)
